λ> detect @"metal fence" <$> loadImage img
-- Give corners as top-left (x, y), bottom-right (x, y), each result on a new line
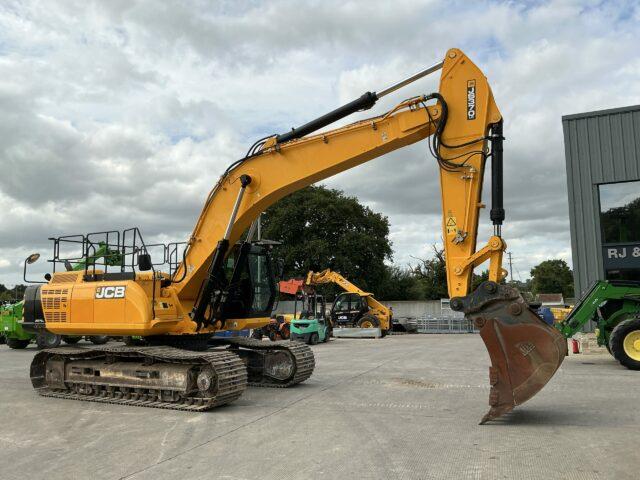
top-left (416, 313), bottom-right (479, 334)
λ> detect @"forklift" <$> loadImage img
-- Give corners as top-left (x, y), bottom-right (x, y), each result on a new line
top-left (289, 287), bottom-right (332, 345)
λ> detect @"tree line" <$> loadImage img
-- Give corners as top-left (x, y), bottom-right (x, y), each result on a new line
top-left (0, 284), bottom-right (27, 304)
top-left (263, 186), bottom-right (575, 301)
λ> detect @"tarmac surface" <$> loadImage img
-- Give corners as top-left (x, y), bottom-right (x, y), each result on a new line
top-left (0, 335), bottom-right (638, 480)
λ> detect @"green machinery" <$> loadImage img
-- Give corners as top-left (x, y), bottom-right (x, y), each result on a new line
top-left (1, 243), bottom-right (121, 349)
top-left (557, 280), bottom-right (640, 370)
top-left (1, 299), bottom-right (73, 349)
top-left (1, 301), bottom-right (33, 349)
top-left (289, 291), bottom-right (331, 345)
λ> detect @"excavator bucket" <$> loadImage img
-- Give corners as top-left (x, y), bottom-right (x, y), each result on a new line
top-left (452, 282), bottom-right (567, 424)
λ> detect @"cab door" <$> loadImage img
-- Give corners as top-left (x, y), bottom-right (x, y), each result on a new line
top-left (331, 293), bottom-right (363, 326)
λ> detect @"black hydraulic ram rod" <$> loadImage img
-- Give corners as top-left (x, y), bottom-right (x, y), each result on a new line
top-left (275, 61), bottom-right (444, 144)
top-left (191, 174), bottom-right (252, 329)
top-left (489, 120), bottom-right (505, 232)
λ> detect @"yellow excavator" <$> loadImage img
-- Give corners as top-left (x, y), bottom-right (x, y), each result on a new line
top-left (27, 48), bottom-right (566, 423)
top-left (306, 269), bottom-right (392, 336)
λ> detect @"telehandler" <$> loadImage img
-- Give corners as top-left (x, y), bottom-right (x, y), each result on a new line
top-left (306, 269), bottom-right (391, 336)
top-left (26, 48), bottom-right (566, 423)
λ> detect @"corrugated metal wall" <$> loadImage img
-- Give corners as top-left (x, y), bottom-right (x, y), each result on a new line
top-left (562, 104), bottom-right (640, 297)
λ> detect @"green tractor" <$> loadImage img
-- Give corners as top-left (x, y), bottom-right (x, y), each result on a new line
top-left (0, 300), bottom-right (78, 349)
top-left (1, 299), bottom-right (110, 350)
top-left (289, 290), bottom-right (332, 345)
top-left (557, 280), bottom-right (640, 369)
top-left (2, 244), bottom-right (121, 349)
top-left (1, 301), bottom-right (34, 349)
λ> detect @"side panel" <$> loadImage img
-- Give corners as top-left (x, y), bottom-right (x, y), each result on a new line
top-left (93, 284), bottom-right (126, 325)
top-left (70, 284), bottom-right (94, 325)
top-left (46, 280), bottom-right (175, 336)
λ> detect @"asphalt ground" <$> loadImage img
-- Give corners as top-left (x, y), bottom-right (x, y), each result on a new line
top-left (0, 335), bottom-right (638, 480)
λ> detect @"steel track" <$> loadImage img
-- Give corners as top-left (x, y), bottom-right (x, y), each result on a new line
top-left (31, 346), bottom-right (247, 411)
top-left (211, 337), bottom-right (316, 387)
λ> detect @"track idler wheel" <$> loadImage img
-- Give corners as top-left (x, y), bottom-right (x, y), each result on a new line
top-left (451, 282), bottom-right (567, 424)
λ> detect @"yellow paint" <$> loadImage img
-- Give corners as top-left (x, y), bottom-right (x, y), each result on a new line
top-left (623, 330), bottom-right (640, 361)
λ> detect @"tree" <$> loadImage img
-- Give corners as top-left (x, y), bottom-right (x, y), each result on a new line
top-left (600, 197), bottom-right (640, 243)
top-left (377, 266), bottom-right (426, 301)
top-left (530, 259), bottom-right (574, 298)
top-left (411, 245), bottom-right (448, 300)
top-left (510, 278), bottom-right (532, 295)
top-left (261, 186), bottom-right (393, 295)
top-left (472, 270), bottom-right (490, 290)
top-left (0, 285), bottom-right (27, 303)
top-left (410, 247), bottom-right (507, 300)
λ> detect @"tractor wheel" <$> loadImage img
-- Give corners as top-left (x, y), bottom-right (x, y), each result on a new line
top-left (36, 331), bottom-right (61, 350)
top-left (308, 332), bottom-right (319, 345)
top-left (63, 336), bottom-right (81, 345)
top-left (357, 315), bottom-right (380, 329)
top-left (6, 337), bottom-right (30, 349)
top-left (609, 317), bottom-right (640, 370)
top-left (88, 335), bottom-right (109, 345)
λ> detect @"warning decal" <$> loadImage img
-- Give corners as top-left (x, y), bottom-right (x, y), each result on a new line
top-left (446, 216), bottom-right (457, 235)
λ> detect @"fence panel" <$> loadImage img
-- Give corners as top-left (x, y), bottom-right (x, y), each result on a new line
top-left (416, 313), bottom-right (478, 334)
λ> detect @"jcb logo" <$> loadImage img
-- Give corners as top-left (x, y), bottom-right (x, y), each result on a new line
top-left (95, 286), bottom-right (126, 299)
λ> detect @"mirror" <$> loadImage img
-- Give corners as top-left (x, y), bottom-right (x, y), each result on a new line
top-left (138, 253), bottom-right (152, 271)
top-left (26, 253), bottom-right (40, 264)
top-left (44, 273), bottom-right (52, 281)
top-left (23, 253), bottom-right (46, 284)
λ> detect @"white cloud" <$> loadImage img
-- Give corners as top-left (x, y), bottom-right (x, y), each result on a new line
top-left (0, 0), bottom-right (639, 285)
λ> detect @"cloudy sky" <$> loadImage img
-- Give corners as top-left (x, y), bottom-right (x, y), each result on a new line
top-left (1, 0), bottom-right (639, 286)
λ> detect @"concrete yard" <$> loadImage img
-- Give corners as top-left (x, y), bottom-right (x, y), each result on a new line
top-left (0, 335), bottom-right (638, 480)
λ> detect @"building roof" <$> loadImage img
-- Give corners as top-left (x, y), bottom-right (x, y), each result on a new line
top-left (562, 104), bottom-right (640, 121)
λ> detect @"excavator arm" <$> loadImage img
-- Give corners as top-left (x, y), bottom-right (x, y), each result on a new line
top-left (168, 48), bottom-right (566, 423)
top-left (177, 49), bottom-right (501, 302)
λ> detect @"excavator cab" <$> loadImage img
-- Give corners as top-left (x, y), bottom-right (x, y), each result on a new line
top-left (220, 242), bottom-right (279, 319)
